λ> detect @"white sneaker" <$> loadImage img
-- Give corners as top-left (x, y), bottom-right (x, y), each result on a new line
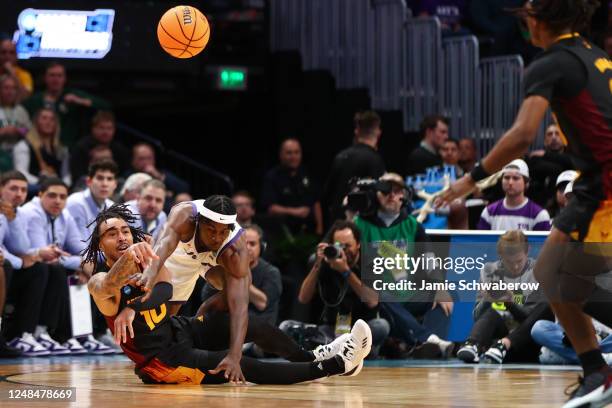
top-left (62, 338), bottom-right (88, 355)
top-left (313, 334), bottom-right (350, 362)
top-left (81, 335), bottom-right (115, 355)
top-left (426, 334), bottom-right (453, 357)
top-left (336, 319), bottom-right (372, 377)
top-left (36, 333), bottom-right (71, 356)
top-left (96, 331), bottom-right (123, 354)
top-left (8, 332), bottom-right (50, 357)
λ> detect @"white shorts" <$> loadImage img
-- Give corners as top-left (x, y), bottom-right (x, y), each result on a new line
top-left (165, 257), bottom-right (208, 302)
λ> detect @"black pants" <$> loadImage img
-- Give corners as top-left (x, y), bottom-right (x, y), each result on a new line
top-left (154, 312), bottom-right (322, 384)
top-left (468, 303), bottom-right (555, 363)
top-left (3, 263), bottom-right (49, 339)
top-left (39, 264), bottom-right (73, 342)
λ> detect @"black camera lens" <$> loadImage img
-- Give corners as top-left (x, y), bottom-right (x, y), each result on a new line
top-left (323, 245), bottom-right (339, 259)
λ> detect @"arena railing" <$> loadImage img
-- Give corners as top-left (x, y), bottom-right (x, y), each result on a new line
top-left (116, 122), bottom-right (234, 197)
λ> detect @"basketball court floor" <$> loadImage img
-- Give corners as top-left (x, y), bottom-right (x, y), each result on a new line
top-left (0, 356), bottom-right (580, 407)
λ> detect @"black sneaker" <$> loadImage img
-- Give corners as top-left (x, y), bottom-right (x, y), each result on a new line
top-left (0, 334), bottom-right (22, 358)
top-left (481, 340), bottom-right (507, 364)
top-left (457, 341), bottom-right (479, 363)
top-left (562, 367), bottom-right (612, 408)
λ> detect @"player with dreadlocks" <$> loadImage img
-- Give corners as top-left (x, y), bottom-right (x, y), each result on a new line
top-left (85, 203), bottom-right (371, 385)
top-left (438, 1), bottom-right (611, 407)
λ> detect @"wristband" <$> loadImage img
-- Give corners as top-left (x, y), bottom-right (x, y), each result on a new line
top-left (341, 270), bottom-right (351, 280)
top-left (470, 162), bottom-right (491, 182)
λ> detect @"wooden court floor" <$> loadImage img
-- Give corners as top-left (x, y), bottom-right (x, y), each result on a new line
top-left (0, 357), bottom-right (580, 407)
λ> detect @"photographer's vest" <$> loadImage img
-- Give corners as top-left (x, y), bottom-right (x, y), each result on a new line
top-left (354, 215), bottom-right (420, 300)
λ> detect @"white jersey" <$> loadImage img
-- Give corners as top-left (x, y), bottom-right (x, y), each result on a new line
top-left (165, 200), bottom-right (243, 301)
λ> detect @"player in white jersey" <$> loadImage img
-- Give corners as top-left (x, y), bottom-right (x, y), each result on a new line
top-left (137, 195), bottom-right (250, 383)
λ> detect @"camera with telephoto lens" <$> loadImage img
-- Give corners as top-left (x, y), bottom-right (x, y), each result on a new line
top-left (345, 178), bottom-right (392, 216)
top-left (323, 243), bottom-right (346, 259)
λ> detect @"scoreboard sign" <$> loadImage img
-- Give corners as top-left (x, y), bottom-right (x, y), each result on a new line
top-left (13, 8), bottom-right (115, 59)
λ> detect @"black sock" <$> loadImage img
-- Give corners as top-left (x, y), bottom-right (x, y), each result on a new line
top-left (317, 355), bottom-right (344, 376)
top-left (578, 349), bottom-right (606, 377)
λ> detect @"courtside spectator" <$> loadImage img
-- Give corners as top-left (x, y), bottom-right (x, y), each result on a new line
top-left (23, 62), bottom-right (110, 148)
top-left (13, 108), bottom-right (70, 186)
top-left (0, 39), bottom-right (32, 101)
top-left (70, 111), bottom-right (130, 180)
top-left (477, 159), bottom-right (551, 231)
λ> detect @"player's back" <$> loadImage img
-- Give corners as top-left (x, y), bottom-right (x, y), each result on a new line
top-left (525, 34), bottom-right (612, 198)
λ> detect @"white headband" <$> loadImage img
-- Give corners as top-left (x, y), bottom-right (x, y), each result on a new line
top-left (200, 206), bottom-right (236, 224)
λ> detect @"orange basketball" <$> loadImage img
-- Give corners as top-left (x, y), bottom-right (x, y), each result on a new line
top-left (157, 5), bottom-right (210, 59)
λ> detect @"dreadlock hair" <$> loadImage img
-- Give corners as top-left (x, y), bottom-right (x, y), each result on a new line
top-left (81, 203), bottom-right (149, 273)
top-left (513, 0), bottom-right (600, 35)
top-left (201, 195), bottom-right (237, 230)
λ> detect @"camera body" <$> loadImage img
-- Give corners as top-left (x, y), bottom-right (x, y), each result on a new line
top-left (323, 243), bottom-right (345, 259)
top-left (346, 178), bottom-right (392, 216)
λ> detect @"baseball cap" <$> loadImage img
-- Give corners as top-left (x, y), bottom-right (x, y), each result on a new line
top-left (379, 172), bottom-right (405, 188)
top-left (556, 170), bottom-right (578, 186)
top-left (502, 159), bottom-right (529, 178)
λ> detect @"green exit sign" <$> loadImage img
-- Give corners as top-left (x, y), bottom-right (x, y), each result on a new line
top-left (218, 67), bottom-right (247, 90)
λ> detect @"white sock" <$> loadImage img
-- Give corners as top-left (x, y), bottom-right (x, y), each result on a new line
top-left (34, 325), bottom-right (47, 338)
top-left (427, 334), bottom-right (452, 353)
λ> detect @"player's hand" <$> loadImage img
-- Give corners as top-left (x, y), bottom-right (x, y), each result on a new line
top-left (209, 355), bottom-right (246, 384)
top-left (114, 307), bottom-right (136, 344)
top-left (434, 174), bottom-right (476, 208)
top-left (126, 242), bottom-right (159, 267)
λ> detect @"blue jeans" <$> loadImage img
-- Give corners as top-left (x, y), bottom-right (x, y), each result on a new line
top-left (531, 320), bottom-right (612, 364)
top-left (382, 302), bottom-right (450, 344)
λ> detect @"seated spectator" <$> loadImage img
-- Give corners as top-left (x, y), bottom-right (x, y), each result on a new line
top-left (261, 138), bottom-right (323, 236)
top-left (116, 172), bottom-right (152, 203)
top-left (406, 115), bottom-right (449, 176)
top-left (458, 137), bottom-right (478, 173)
top-left (532, 319), bottom-right (612, 365)
top-left (125, 179), bottom-right (167, 240)
top-left (281, 220), bottom-right (389, 358)
top-left (70, 145), bottom-right (115, 193)
top-left (19, 177), bottom-right (111, 355)
top-left (353, 175), bottom-right (453, 358)
top-left (477, 159), bottom-right (551, 231)
top-left (70, 111), bottom-right (130, 180)
top-left (0, 171), bottom-right (33, 357)
top-left (440, 138), bottom-right (464, 177)
top-left (66, 159), bottom-right (118, 241)
top-left (23, 62), bottom-right (110, 148)
top-left (527, 123), bottom-right (574, 206)
top-left (244, 225), bottom-right (282, 325)
top-left (456, 230), bottom-right (551, 364)
top-left (0, 75), bottom-right (31, 172)
top-left (323, 111), bottom-right (385, 221)
top-left (418, 0), bottom-right (469, 35)
top-left (126, 143), bottom-right (189, 200)
top-left (0, 39), bottom-right (32, 101)
top-left (232, 190), bottom-right (256, 227)
top-left (13, 108), bottom-right (70, 186)
top-left (546, 170), bottom-right (578, 219)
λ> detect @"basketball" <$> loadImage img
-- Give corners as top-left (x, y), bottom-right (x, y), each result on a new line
top-left (157, 5), bottom-right (210, 59)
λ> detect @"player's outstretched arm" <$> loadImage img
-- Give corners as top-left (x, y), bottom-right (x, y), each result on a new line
top-left (138, 202), bottom-right (192, 289)
top-left (88, 242), bottom-right (158, 315)
top-left (213, 234), bottom-right (250, 383)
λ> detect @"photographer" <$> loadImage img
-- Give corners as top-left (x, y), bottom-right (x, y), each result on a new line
top-left (456, 230), bottom-right (551, 364)
top-left (352, 172), bottom-right (454, 358)
top-left (292, 220), bottom-right (389, 358)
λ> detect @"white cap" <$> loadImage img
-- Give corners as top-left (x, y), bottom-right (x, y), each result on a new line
top-left (502, 159), bottom-right (529, 178)
top-left (564, 181), bottom-right (574, 196)
top-left (556, 170), bottom-right (578, 186)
